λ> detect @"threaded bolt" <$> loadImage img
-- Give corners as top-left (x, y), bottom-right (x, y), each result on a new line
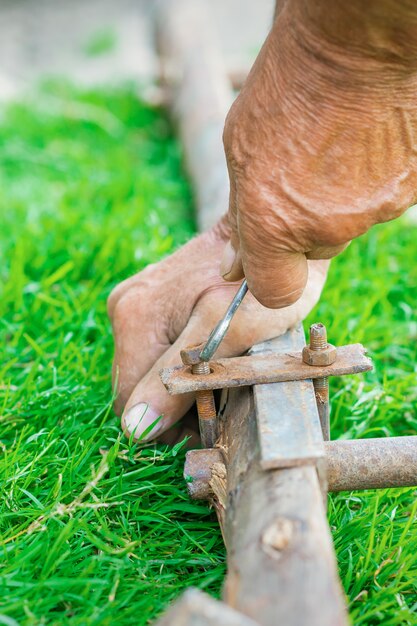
top-left (192, 361), bottom-right (210, 376)
top-left (309, 323), bottom-right (328, 351)
top-left (181, 345), bottom-right (218, 448)
top-left (313, 377), bottom-right (328, 391)
top-left (192, 362), bottom-right (217, 425)
top-left (307, 323), bottom-right (330, 440)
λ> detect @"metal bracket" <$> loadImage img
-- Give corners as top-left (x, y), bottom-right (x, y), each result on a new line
top-left (160, 343), bottom-right (372, 395)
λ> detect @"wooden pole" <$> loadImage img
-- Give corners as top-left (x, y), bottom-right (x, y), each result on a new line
top-left (213, 331), bottom-right (348, 626)
top-left (155, 588), bottom-right (258, 626)
top-left (154, 0), bottom-right (233, 232)
top-left (154, 2), bottom-right (348, 624)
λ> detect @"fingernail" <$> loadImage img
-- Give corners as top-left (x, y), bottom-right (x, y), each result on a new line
top-left (220, 240), bottom-right (237, 278)
top-left (123, 402), bottom-right (162, 441)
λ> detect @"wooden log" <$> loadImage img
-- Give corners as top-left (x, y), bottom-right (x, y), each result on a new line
top-left (218, 393), bottom-right (347, 625)
top-left (153, 3), bottom-right (348, 624)
top-left (155, 588), bottom-right (259, 626)
top-left (153, 0), bottom-right (232, 232)
top-left (213, 332), bottom-right (348, 626)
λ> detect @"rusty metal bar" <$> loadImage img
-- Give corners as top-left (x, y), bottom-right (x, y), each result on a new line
top-left (185, 436), bottom-right (417, 497)
top-left (325, 436), bottom-right (417, 491)
top-left (184, 448), bottom-right (224, 500)
top-left (160, 343), bottom-right (372, 395)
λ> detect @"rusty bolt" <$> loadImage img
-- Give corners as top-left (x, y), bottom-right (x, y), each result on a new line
top-left (302, 323), bottom-right (337, 367)
top-left (302, 344), bottom-right (337, 366)
top-left (303, 323), bottom-right (334, 441)
top-left (181, 343), bottom-right (218, 448)
top-left (180, 343), bottom-right (205, 366)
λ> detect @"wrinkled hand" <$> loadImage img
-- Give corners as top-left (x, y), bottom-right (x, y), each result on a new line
top-left (108, 219), bottom-right (329, 443)
top-left (221, 0), bottom-right (417, 308)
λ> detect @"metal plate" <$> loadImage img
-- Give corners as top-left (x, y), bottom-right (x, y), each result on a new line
top-left (160, 342), bottom-right (372, 395)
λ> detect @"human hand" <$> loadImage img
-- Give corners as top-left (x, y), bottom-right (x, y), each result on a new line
top-left (222, 0), bottom-right (417, 308)
top-left (108, 219), bottom-right (329, 443)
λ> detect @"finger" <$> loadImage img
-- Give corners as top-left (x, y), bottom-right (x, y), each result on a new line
top-left (120, 330), bottom-right (201, 443)
top-left (121, 283), bottom-right (256, 442)
top-left (222, 222), bottom-right (344, 305)
top-left (246, 251), bottom-right (308, 310)
top-left (121, 261), bottom-right (329, 442)
top-left (109, 230), bottom-right (237, 415)
top-left (107, 268), bottom-right (154, 318)
top-left (110, 287), bottom-right (171, 414)
top-left (235, 175), bottom-right (311, 307)
top-left (240, 220), bottom-right (309, 309)
top-left (222, 172), bottom-right (310, 307)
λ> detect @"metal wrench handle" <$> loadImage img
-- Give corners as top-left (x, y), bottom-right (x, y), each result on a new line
top-left (199, 280), bottom-right (249, 362)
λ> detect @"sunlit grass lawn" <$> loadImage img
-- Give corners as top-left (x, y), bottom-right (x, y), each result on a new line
top-left (0, 82), bottom-right (416, 625)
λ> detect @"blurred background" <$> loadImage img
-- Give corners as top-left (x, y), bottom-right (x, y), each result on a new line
top-left (0, 0), bottom-right (274, 99)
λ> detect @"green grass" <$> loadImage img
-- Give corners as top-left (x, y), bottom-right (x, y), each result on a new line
top-left (0, 81), bottom-right (416, 625)
top-left (311, 223), bottom-right (417, 625)
top-left (0, 82), bottom-right (222, 626)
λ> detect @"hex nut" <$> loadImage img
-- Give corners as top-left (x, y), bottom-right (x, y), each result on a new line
top-left (180, 342), bottom-right (205, 366)
top-left (302, 343), bottom-right (337, 367)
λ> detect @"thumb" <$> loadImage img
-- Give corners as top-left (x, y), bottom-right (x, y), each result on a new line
top-left (220, 171), bottom-right (309, 307)
top-left (238, 203), bottom-right (309, 309)
top-left (243, 247), bottom-right (309, 309)
top-left (220, 220), bottom-right (309, 309)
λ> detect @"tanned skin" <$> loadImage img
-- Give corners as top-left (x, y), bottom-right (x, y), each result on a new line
top-left (222, 0), bottom-right (417, 306)
top-left (109, 0), bottom-right (417, 441)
